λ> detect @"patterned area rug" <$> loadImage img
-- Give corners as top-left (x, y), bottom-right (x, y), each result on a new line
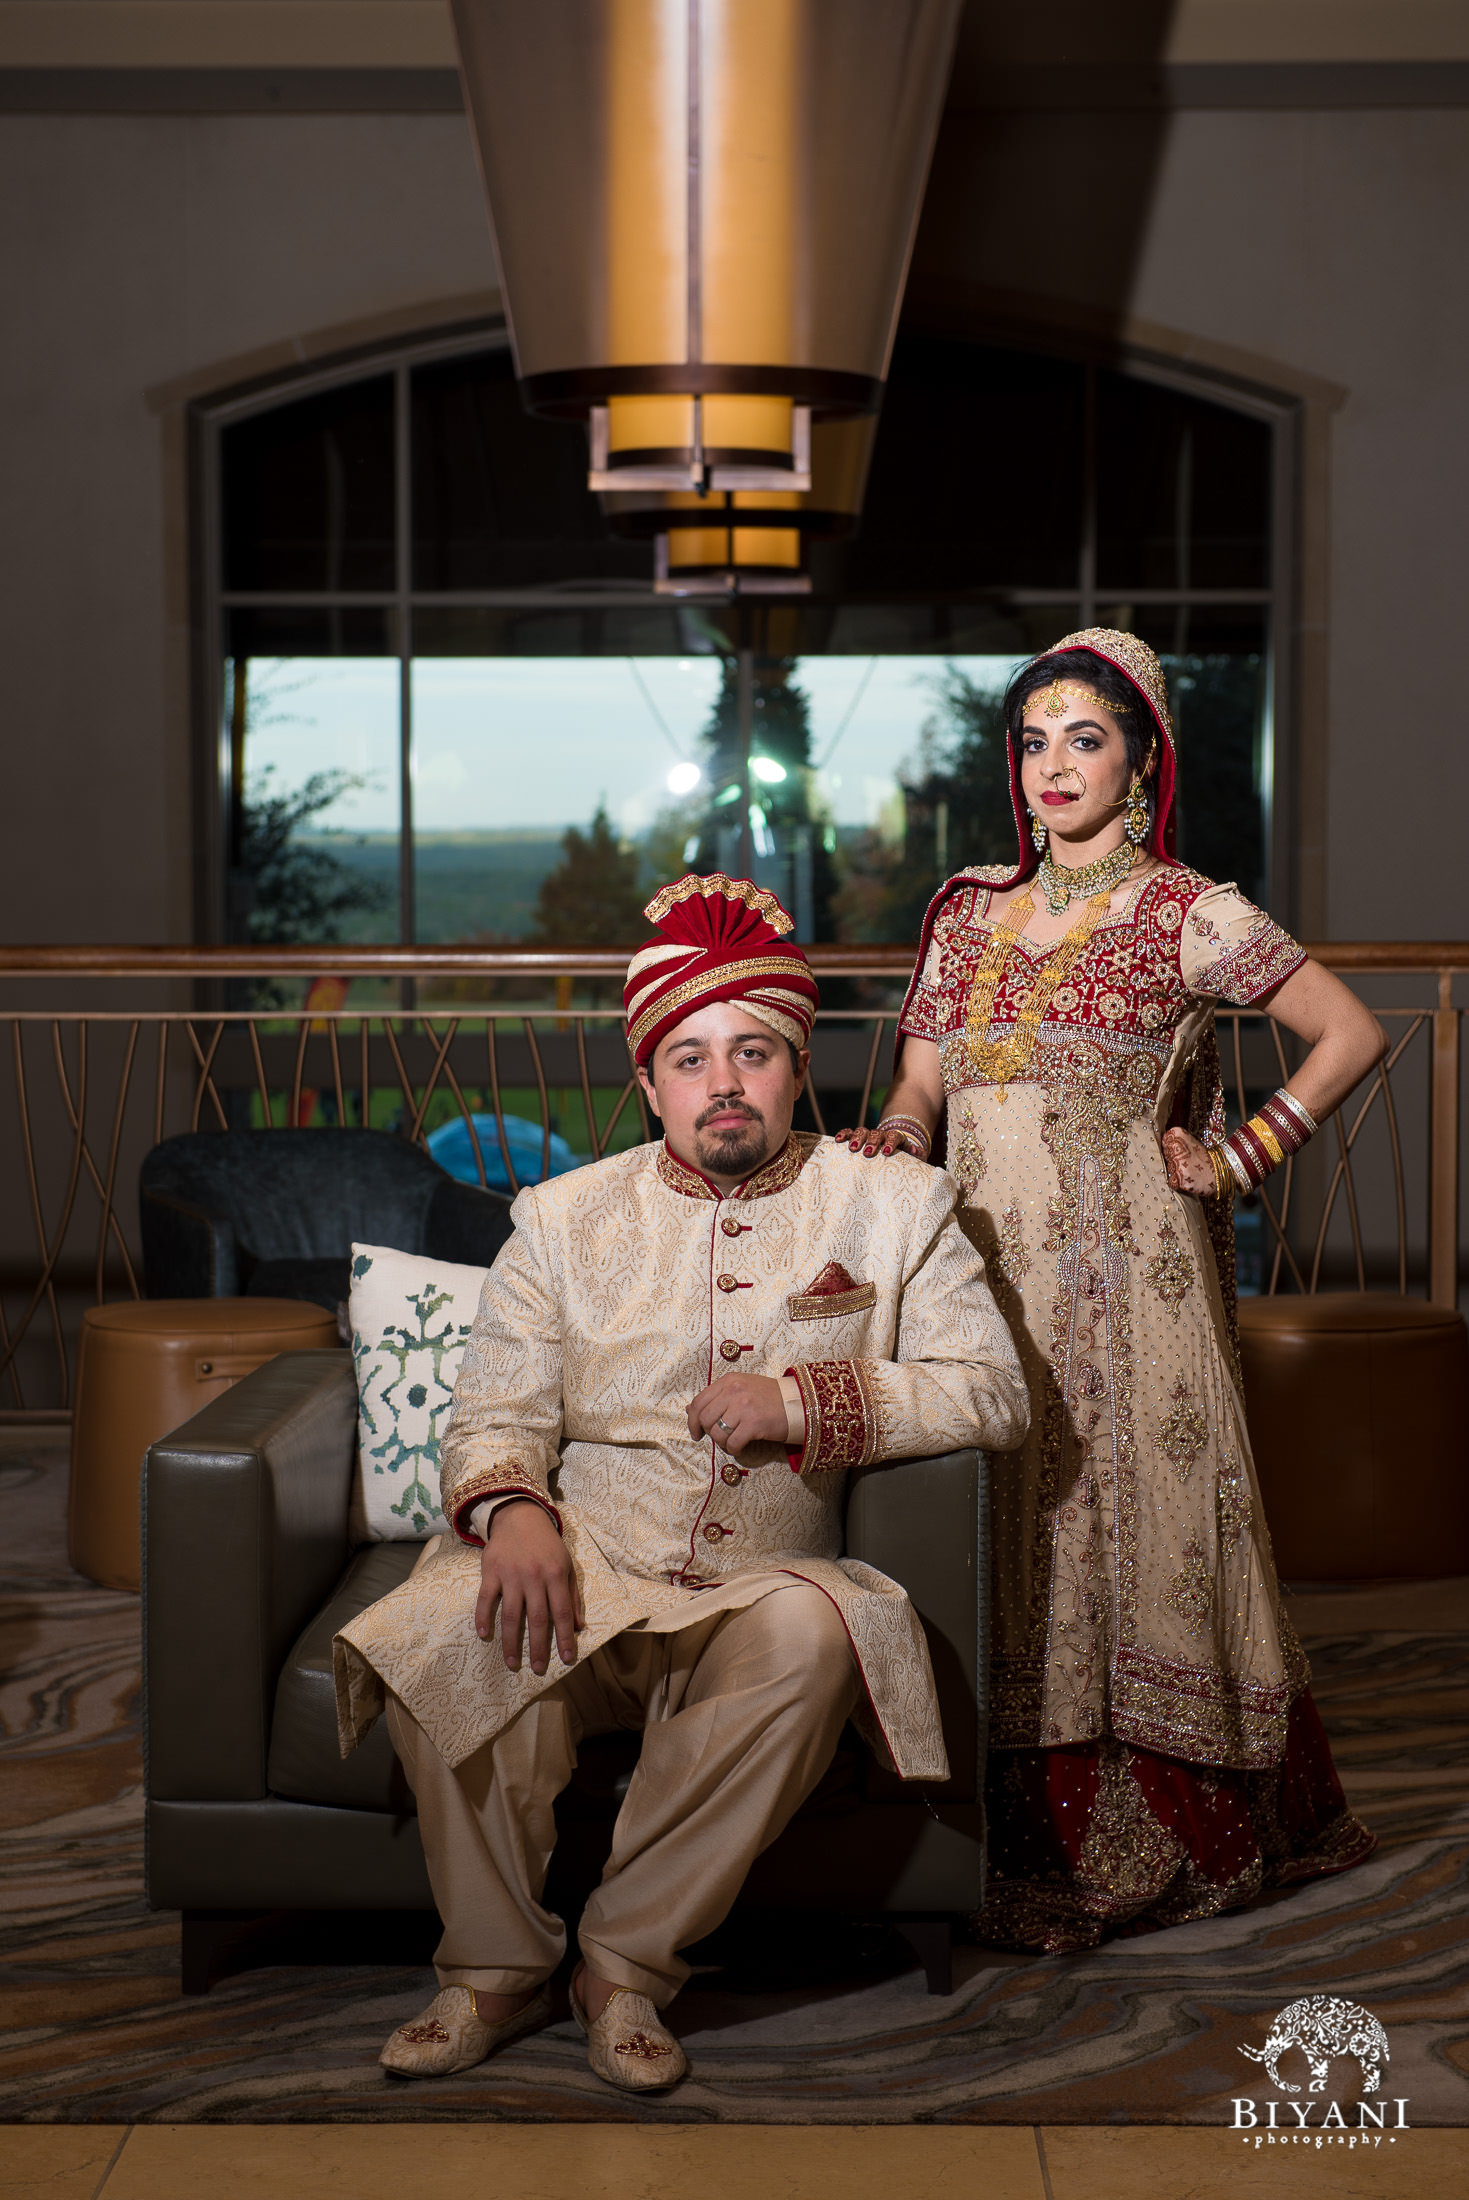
top-left (3, 1428), bottom-right (1467, 2126)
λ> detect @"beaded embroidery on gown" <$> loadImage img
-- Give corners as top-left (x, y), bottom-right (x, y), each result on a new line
top-left (895, 630), bottom-right (1373, 1953)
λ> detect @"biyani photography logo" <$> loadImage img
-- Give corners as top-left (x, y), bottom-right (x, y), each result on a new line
top-left (1232, 1995), bottom-right (1411, 2149)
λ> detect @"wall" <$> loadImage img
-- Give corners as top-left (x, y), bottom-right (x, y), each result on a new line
top-left (911, 100), bottom-right (1469, 941)
top-left (0, 1), bottom-right (1466, 945)
top-left (0, 111), bottom-right (492, 942)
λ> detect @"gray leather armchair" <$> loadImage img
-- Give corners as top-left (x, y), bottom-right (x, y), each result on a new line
top-left (144, 1350), bottom-right (990, 1996)
top-left (140, 1128), bottom-right (515, 1314)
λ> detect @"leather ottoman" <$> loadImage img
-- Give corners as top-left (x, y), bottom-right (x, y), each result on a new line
top-left (1237, 1292), bottom-right (1469, 1581)
top-left (70, 1298), bottom-right (341, 1590)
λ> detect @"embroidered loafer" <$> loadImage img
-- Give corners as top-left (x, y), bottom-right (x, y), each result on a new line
top-left (380, 1983), bottom-right (551, 2078)
top-left (571, 1964), bottom-right (687, 2091)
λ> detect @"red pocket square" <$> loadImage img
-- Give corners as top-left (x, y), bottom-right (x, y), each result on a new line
top-left (788, 1262), bottom-right (878, 1321)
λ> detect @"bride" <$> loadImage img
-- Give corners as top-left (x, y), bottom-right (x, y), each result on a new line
top-left (839, 627), bottom-right (1383, 1951)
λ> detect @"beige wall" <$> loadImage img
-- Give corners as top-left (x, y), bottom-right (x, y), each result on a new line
top-left (912, 100), bottom-right (1469, 940)
top-left (0, 53), bottom-right (1465, 943)
top-left (0, 112), bottom-right (491, 942)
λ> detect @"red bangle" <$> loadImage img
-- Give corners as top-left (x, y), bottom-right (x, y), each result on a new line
top-left (1222, 1086), bottom-right (1318, 1190)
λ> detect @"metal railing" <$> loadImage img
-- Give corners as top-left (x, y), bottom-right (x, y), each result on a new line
top-left (0, 942), bottom-right (1463, 1416)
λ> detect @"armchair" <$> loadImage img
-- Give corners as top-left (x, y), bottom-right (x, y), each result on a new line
top-left (139, 1128), bottom-right (514, 1313)
top-left (144, 1351), bottom-right (990, 1996)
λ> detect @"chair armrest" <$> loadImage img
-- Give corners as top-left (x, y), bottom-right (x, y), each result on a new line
top-left (844, 1449), bottom-right (988, 1802)
top-left (140, 1185), bottom-right (239, 1297)
top-left (144, 1350), bottom-right (357, 1803)
top-left (425, 1175), bottom-right (515, 1267)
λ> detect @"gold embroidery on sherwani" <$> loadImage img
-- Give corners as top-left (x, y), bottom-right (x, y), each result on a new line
top-left (333, 1141), bottom-right (1029, 1783)
top-left (1143, 1212), bottom-right (1193, 1322)
top-left (1158, 1379), bottom-right (1209, 1481)
top-left (790, 1360), bottom-right (883, 1470)
top-left (450, 1461), bottom-right (562, 1540)
top-left (788, 1289), bottom-right (877, 1321)
top-left (654, 1132), bottom-right (813, 1205)
top-left (655, 1145), bottom-right (720, 1201)
top-left (737, 1134), bottom-right (812, 1199)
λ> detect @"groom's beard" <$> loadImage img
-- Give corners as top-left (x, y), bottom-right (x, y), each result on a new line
top-left (692, 1100), bottom-right (770, 1180)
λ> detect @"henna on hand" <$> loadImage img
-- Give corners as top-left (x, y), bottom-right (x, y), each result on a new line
top-left (1161, 1126), bottom-right (1216, 1199)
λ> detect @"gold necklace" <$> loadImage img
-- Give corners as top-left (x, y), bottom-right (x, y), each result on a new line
top-left (1038, 840), bottom-right (1137, 915)
top-left (964, 884), bottom-right (1119, 1098)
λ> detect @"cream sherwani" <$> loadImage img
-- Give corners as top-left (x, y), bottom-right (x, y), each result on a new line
top-left (334, 1132), bottom-right (1028, 1782)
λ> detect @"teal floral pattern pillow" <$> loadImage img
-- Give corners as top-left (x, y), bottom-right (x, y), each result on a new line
top-left (348, 1241), bottom-right (491, 1541)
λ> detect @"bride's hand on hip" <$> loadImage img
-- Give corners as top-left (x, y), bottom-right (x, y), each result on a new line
top-left (1161, 1126), bottom-right (1216, 1198)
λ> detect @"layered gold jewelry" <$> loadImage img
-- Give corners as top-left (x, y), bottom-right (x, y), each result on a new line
top-left (1205, 1086), bottom-right (1319, 1199)
top-left (873, 1113), bottom-right (932, 1160)
top-left (1038, 837), bottom-right (1138, 915)
top-left (1207, 1143), bottom-right (1236, 1202)
top-left (1030, 677), bottom-right (1131, 719)
top-left (963, 882), bottom-right (1118, 1093)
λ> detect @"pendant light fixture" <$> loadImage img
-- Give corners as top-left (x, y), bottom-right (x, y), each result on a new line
top-left (601, 415), bottom-right (877, 595)
top-left (449, 0), bottom-right (961, 496)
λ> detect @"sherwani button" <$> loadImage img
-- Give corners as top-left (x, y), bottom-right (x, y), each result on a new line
top-left (716, 1274), bottom-right (739, 1293)
top-left (721, 1218), bottom-right (743, 1236)
top-left (719, 1339), bottom-right (742, 1362)
top-left (721, 1464), bottom-right (741, 1486)
top-left (703, 1521), bottom-right (730, 1540)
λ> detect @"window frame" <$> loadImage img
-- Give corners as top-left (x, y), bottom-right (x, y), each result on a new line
top-left (192, 319), bottom-right (1298, 944)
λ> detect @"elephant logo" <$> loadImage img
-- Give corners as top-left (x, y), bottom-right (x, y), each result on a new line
top-left (1240, 1995), bottom-right (1390, 2096)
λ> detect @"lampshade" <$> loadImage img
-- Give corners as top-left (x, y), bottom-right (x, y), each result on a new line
top-left (601, 414), bottom-right (877, 594)
top-left (449, 0), bottom-right (961, 491)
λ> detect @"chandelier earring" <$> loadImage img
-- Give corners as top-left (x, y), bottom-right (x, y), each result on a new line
top-left (1123, 734), bottom-right (1157, 846)
top-left (1030, 810), bottom-right (1048, 853)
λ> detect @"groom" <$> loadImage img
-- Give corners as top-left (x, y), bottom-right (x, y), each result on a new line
top-left (335, 873), bottom-right (1027, 2090)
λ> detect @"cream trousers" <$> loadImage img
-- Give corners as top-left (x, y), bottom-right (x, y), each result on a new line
top-left (386, 1580), bottom-right (858, 2007)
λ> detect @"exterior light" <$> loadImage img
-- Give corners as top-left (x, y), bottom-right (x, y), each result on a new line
top-left (449, 0), bottom-right (962, 494)
top-left (666, 761), bottom-right (703, 794)
top-left (750, 756), bottom-right (787, 784)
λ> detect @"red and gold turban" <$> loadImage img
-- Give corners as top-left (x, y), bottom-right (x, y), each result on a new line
top-left (625, 874), bottom-right (819, 1067)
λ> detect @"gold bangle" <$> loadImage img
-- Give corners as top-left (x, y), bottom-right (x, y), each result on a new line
top-left (1247, 1113), bottom-right (1287, 1169)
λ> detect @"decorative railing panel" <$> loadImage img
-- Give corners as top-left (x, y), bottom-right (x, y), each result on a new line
top-left (1, 944), bottom-right (1463, 1415)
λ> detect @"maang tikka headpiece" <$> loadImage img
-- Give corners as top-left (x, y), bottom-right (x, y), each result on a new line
top-left (1033, 677), bottom-right (1130, 720)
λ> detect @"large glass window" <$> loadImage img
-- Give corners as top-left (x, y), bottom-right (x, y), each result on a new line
top-left (207, 332), bottom-right (1284, 956)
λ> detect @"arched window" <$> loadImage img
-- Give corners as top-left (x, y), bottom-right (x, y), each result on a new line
top-left (200, 326), bottom-right (1286, 949)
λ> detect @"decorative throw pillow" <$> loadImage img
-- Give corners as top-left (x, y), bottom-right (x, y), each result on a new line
top-left (348, 1240), bottom-right (490, 1541)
